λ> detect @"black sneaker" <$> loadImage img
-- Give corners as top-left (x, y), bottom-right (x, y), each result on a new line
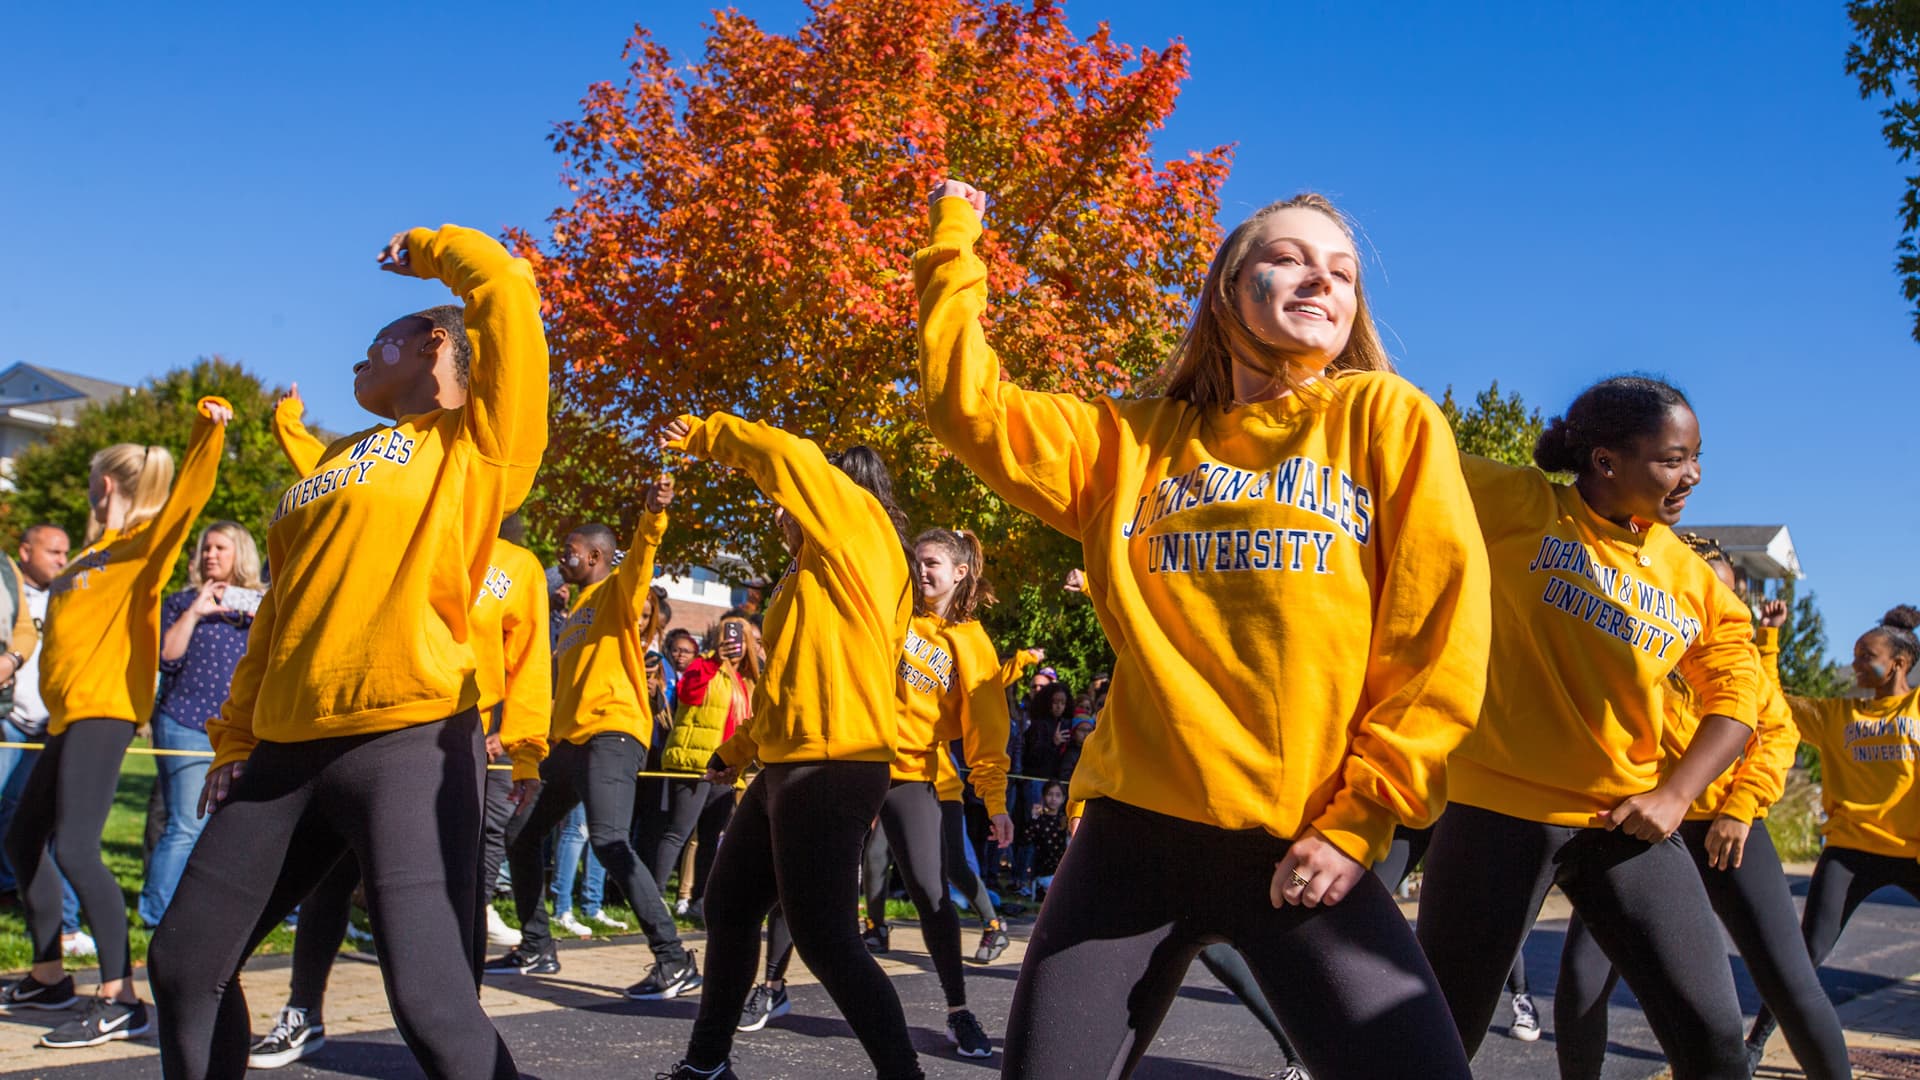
top-left (737, 983), bottom-right (791, 1032)
top-left (947, 1008), bottom-right (993, 1058)
top-left (248, 1006), bottom-right (326, 1068)
top-left (970, 925), bottom-right (1010, 964)
top-left (40, 998), bottom-right (150, 1048)
top-left (0, 972), bottom-right (77, 1011)
top-left (861, 921), bottom-right (890, 954)
top-left (483, 944), bottom-right (559, 976)
top-left (627, 951), bottom-right (703, 1000)
top-left (1508, 992), bottom-right (1541, 1042)
top-left (655, 1061), bottom-right (738, 1080)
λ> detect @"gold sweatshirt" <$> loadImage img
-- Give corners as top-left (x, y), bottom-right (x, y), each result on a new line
top-left (475, 538), bottom-right (552, 779)
top-left (914, 197), bottom-right (1491, 865)
top-left (43, 398), bottom-right (228, 732)
top-left (273, 396), bottom-right (328, 477)
top-left (550, 511), bottom-right (663, 747)
top-left (896, 614), bottom-right (1013, 811)
top-left (210, 225), bottom-right (548, 767)
top-left (669, 413), bottom-right (910, 767)
top-left (1667, 626), bottom-right (1797, 823)
top-left (1788, 684), bottom-right (1920, 859)
top-left (999, 648), bottom-right (1041, 690)
top-left (1450, 456), bottom-right (1761, 825)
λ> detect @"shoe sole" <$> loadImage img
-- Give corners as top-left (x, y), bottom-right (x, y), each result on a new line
top-left (42, 1019), bottom-right (151, 1048)
top-left (3, 998), bottom-right (79, 1011)
top-left (248, 1034), bottom-right (326, 1069)
top-left (1510, 1026), bottom-right (1541, 1042)
top-left (966, 948), bottom-right (1009, 965)
top-left (946, 1034), bottom-right (993, 1059)
top-left (628, 977), bottom-right (703, 1001)
top-left (483, 964), bottom-right (559, 977)
top-left (738, 1001), bottom-right (791, 1032)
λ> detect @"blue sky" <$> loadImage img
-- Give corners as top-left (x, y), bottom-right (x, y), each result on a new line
top-left (1, 2), bottom-right (1909, 661)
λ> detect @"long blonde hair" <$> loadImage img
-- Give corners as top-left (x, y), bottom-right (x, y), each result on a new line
top-left (1161, 193), bottom-right (1391, 410)
top-left (87, 443), bottom-right (175, 544)
top-left (187, 521), bottom-right (266, 591)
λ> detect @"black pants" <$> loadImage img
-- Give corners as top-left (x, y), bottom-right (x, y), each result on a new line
top-left (1375, 824), bottom-right (1529, 996)
top-left (766, 904), bottom-right (795, 982)
top-left (507, 733), bottom-right (683, 959)
top-left (1556, 820), bottom-right (1848, 1079)
top-left (1749, 843), bottom-right (1920, 1049)
top-left (644, 778), bottom-right (735, 897)
top-left (1005, 798), bottom-right (1469, 1080)
top-left (5, 719), bottom-right (136, 982)
top-left (285, 856), bottom-right (361, 1019)
top-left (864, 800), bottom-right (1000, 935)
top-left (685, 760), bottom-right (920, 1079)
top-left (876, 781), bottom-right (967, 1008)
top-left (1417, 803), bottom-right (1748, 1079)
top-left (476, 754), bottom-right (513, 974)
top-left (149, 711), bottom-right (514, 1080)
top-left (1197, 944), bottom-right (1298, 1065)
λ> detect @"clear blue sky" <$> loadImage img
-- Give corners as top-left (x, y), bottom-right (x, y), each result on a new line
top-left (2, 2), bottom-right (1909, 662)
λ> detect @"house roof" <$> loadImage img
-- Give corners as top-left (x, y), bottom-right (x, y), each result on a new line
top-left (1686, 524), bottom-right (1802, 580)
top-left (0, 363), bottom-right (133, 423)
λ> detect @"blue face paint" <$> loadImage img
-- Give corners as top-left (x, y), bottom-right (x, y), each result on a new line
top-left (1251, 268), bottom-right (1275, 304)
top-left (1857, 661), bottom-right (1890, 691)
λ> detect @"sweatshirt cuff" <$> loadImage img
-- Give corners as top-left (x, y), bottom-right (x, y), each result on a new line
top-left (1715, 788), bottom-right (1762, 825)
top-left (1309, 797), bottom-right (1397, 867)
top-left (197, 395), bottom-right (233, 419)
top-left (210, 740), bottom-right (254, 772)
top-left (716, 732), bottom-right (756, 769)
top-left (508, 742), bottom-right (546, 783)
top-left (1756, 626), bottom-right (1780, 653)
top-left (929, 196), bottom-right (985, 247)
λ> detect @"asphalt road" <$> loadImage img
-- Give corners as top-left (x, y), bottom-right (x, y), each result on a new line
top-left (5, 868), bottom-right (1916, 1079)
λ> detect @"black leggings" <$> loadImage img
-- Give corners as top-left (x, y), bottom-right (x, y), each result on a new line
top-left (1005, 798), bottom-right (1470, 1080)
top-left (1376, 824), bottom-right (1529, 995)
top-left (1556, 820), bottom-right (1848, 1079)
top-left (876, 780), bottom-right (967, 1008)
top-left (1417, 803), bottom-right (1748, 1079)
top-left (507, 733), bottom-right (683, 959)
top-left (685, 760), bottom-right (919, 1079)
top-left (1197, 945), bottom-right (1299, 1065)
top-left (766, 904), bottom-right (795, 982)
top-left (645, 778), bottom-right (734, 897)
top-left (148, 711), bottom-right (514, 1080)
top-left (284, 856), bottom-right (360, 1019)
top-left (1749, 843), bottom-right (1920, 1049)
top-left (4, 719), bottom-right (136, 982)
top-left (863, 799), bottom-right (1001, 934)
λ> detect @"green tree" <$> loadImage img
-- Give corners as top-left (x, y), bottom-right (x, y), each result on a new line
top-left (1437, 381), bottom-right (1545, 468)
top-left (3, 357), bottom-right (300, 589)
top-left (1846, 0), bottom-right (1920, 340)
top-left (1775, 578), bottom-right (1854, 698)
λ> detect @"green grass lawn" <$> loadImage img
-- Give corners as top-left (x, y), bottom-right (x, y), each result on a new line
top-left (0, 741), bottom-right (942, 976)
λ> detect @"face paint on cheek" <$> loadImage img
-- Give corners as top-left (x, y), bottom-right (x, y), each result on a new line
top-left (1251, 268), bottom-right (1275, 305)
top-left (381, 343), bottom-right (402, 365)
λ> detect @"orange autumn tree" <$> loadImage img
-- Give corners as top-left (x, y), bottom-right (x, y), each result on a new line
top-left (516, 0), bottom-right (1230, 610)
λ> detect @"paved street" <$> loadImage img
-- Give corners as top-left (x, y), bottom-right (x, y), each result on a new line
top-left (4, 866), bottom-right (1919, 1078)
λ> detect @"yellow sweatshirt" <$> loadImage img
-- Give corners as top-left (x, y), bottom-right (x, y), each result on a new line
top-left (1449, 456), bottom-right (1760, 825)
top-left (1787, 684), bottom-right (1920, 859)
top-left (1666, 626), bottom-right (1797, 824)
top-left (210, 225), bottom-right (549, 768)
top-left (474, 538), bottom-right (552, 779)
top-left (999, 648), bottom-right (1041, 690)
top-left (914, 197), bottom-right (1492, 865)
top-left (272, 398), bottom-right (549, 777)
top-left (896, 614), bottom-right (1012, 811)
top-left (42, 398), bottom-right (228, 732)
top-left (273, 396), bottom-right (328, 477)
top-left (669, 413), bottom-right (910, 767)
top-left (550, 511), bottom-right (664, 747)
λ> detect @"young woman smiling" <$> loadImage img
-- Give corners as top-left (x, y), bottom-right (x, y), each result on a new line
top-left (914, 179), bottom-right (1490, 1079)
top-left (1416, 376), bottom-right (1764, 1080)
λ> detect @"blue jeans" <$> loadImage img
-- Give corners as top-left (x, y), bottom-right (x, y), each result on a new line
top-left (0, 721), bottom-right (81, 933)
top-left (138, 711), bottom-right (213, 927)
top-left (551, 803), bottom-right (606, 916)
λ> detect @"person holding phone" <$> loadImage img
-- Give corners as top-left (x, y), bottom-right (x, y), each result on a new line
top-left (647, 616), bottom-right (759, 907)
top-left (138, 523), bottom-right (266, 928)
top-left (484, 475), bottom-right (698, 999)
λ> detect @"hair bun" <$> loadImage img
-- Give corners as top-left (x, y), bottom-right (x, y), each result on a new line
top-left (1883, 605), bottom-right (1920, 632)
top-left (1532, 416), bottom-right (1579, 474)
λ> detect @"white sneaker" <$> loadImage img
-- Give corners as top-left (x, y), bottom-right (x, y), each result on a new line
top-left (674, 897), bottom-right (691, 916)
top-left (60, 931), bottom-right (96, 958)
top-left (554, 910), bottom-right (594, 939)
top-left (486, 906), bottom-right (522, 948)
top-left (588, 910), bottom-right (629, 930)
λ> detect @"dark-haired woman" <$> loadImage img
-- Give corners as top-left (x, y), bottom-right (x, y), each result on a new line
top-left (1417, 375), bottom-right (1765, 1079)
top-left (1, 401), bottom-right (231, 1048)
top-left (1553, 543), bottom-right (1849, 1080)
top-left (148, 226), bottom-right (545, 1080)
top-left (658, 414), bottom-right (918, 1080)
top-left (916, 179), bottom-right (1490, 1079)
top-left (1745, 604), bottom-right (1920, 1067)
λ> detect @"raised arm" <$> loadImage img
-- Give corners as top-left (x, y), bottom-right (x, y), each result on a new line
top-left (665, 413), bottom-right (885, 557)
top-left (912, 183), bottom-right (1109, 540)
top-left (272, 388), bottom-right (327, 477)
top-left (139, 398), bottom-right (231, 569)
top-left (613, 476), bottom-right (673, 614)
top-left (998, 647), bottom-right (1042, 690)
top-left (397, 224), bottom-right (550, 513)
top-left (1308, 390), bottom-right (1491, 867)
